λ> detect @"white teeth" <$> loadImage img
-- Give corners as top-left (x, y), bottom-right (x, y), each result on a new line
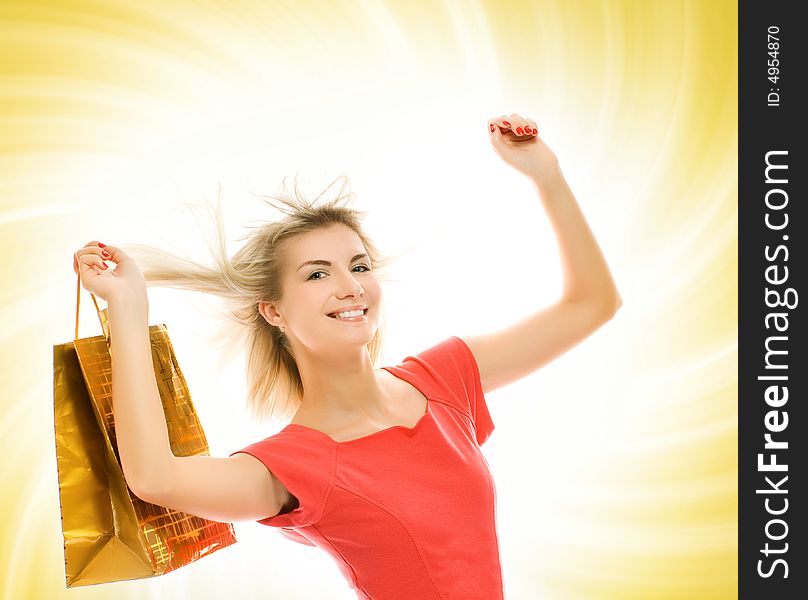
top-left (333, 309), bottom-right (364, 318)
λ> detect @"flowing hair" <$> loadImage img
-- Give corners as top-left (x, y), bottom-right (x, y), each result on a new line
top-left (120, 174), bottom-right (396, 425)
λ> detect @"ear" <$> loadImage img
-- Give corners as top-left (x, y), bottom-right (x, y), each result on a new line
top-left (258, 300), bottom-right (282, 326)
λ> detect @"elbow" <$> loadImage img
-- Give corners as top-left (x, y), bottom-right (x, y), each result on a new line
top-left (130, 478), bottom-right (173, 506)
top-left (122, 461), bottom-right (173, 504)
top-left (590, 295), bottom-right (622, 323)
top-left (566, 293), bottom-right (622, 321)
top-left (124, 475), bottom-right (160, 503)
top-left (603, 295), bottom-right (622, 319)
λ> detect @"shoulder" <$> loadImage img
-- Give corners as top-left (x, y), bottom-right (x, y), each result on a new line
top-left (387, 336), bottom-right (495, 445)
top-left (386, 336), bottom-right (482, 407)
top-left (392, 336), bottom-right (477, 381)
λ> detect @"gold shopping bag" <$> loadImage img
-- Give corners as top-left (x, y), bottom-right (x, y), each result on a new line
top-left (53, 270), bottom-right (237, 588)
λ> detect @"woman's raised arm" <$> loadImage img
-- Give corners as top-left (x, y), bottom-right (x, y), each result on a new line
top-left (75, 242), bottom-right (285, 523)
top-left (108, 282), bottom-right (287, 522)
top-left (459, 116), bottom-right (622, 394)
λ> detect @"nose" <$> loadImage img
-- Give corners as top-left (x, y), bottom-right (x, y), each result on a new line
top-left (338, 269), bottom-right (364, 298)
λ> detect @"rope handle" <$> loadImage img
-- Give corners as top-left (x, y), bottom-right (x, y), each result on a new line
top-left (75, 268), bottom-right (111, 345)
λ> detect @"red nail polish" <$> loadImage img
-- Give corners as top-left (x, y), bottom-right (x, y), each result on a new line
top-left (516, 127), bottom-right (524, 135)
top-left (98, 242), bottom-right (106, 248)
top-left (502, 121), bottom-right (510, 127)
top-left (489, 124), bottom-right (495, 132)
top-left (525, 127), bottom-right (532, 133)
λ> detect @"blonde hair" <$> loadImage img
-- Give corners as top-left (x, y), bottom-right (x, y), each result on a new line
top-left (121, 175), bottom-right (396, 425)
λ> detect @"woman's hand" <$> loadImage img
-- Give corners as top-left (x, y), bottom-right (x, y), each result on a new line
top-left (488, 113), bottom-right (562, 186)
top-left (73, 241), bottom-right (146, 304)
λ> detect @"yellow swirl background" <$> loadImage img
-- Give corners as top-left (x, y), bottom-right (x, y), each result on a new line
top-left (1, 1), bottom-right (736, 598)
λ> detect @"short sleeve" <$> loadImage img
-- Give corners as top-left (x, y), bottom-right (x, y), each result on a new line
top-left (395, 335), bottom-right (495, 446)
top-left (447, 336), bottom-right (495, 445)
top-left (229, 431), bottom-right (334, 529)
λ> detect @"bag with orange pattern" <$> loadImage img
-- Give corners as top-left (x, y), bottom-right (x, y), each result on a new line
top-left (52, 271), bottom-right (237, 587)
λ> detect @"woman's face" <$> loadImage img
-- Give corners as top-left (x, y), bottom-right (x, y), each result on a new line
top-left (268, 224), bottom-right (381, 353)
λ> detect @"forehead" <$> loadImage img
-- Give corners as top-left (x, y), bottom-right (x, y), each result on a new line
top-left (285, 224), bottom-right (365, 259)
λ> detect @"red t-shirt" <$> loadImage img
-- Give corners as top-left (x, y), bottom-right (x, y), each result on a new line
top-left (230, 336), bottom-right (502, 599)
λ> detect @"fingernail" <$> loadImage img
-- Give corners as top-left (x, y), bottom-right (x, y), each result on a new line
top-left (502, 121), bottom-right (510, 127)
top-left (102, 251), bottom-right (110, 257)
top-left (101, 263), bottom-right (108, 269)
top-left (98, 242), bottom-right (106, 248)
top-left (525, 127), bottom-right (532, 133)
top-left (516, 127), bottom-right (524, 135)
top-left (489, 124), bottom-right (495, 133)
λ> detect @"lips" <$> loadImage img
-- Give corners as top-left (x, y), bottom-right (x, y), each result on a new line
top-left (327, 306), bottom-right (368, 318)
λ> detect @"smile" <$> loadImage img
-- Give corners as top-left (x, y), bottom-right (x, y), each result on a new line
top-left (327, 308), bottom-right (368, 320)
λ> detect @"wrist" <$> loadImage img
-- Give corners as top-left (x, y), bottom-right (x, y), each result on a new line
top-left (528, 167), bottom-right (566, 194)
top-left (107, 288), bottom-right (149, 317)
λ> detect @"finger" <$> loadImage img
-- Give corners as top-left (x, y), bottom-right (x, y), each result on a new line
top-left (524, 118), bottom-right (538, 136)
top-left (74, 250), bottom-right (105, 274)
top-left (507, 113), bottom-right (528, 136)
top-left (488, 119), bottom-right (502, 140)
top-left (488, 115), bottom-right (512, 131)
top-left (504, 113), bottom-right (523, 136)
top-left (76, 246), bottom-right (106, 258)
top-left (95, 243), bottom-right (125, 264)
top-left (84, 254), bottom-right (108, 271)
top-left (78, 242), bottom-right (113, 261)
top-left (75, 251), bottom-right (108, 273)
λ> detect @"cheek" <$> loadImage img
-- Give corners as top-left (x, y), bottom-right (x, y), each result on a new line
top-left (293, 288), bottom-right (325, 318)
top-left (365, 278), bottom-right (382, 301)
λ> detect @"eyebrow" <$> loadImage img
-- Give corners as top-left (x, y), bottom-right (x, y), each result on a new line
top-left (297, 253), bottom-right (369, 272)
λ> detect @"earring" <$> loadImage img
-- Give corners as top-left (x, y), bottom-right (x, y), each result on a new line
top-left (279, 324), bottom-right (285, 333)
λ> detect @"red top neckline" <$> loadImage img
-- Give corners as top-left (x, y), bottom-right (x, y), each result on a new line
top-left (281, 364), bottom-right (434, 445)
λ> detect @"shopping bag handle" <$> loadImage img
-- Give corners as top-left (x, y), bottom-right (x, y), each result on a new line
top-left (75, 269), bottom-right (111, 345)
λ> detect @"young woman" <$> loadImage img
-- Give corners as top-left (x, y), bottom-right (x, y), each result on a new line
top-left (72, 113), bottom-right (621, 599)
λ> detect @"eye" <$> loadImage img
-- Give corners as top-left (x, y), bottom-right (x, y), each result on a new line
top-left (307, 264), bottom-right (371, 281)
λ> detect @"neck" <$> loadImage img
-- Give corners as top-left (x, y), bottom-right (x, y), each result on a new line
top-left (293, 344), bottom-right (388, 421)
